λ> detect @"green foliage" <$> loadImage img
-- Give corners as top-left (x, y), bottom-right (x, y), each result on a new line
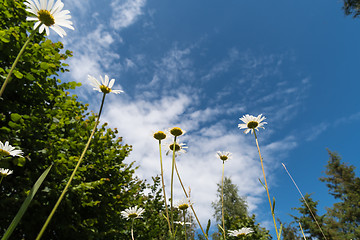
top-left (293, 150), bottom-right (360, 239)
top-left (0, 1), bottom-right (170, 239)
top-left (211, 177), bottom-right (271, 240)
top-left (343, 0), bottom-right (360, 18)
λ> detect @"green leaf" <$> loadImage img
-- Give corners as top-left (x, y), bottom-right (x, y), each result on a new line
top-left (40, 62), bottom-right (49, 70)
top-left (10, 113), bottom-right (21, 122)
top-left (13, 70), bottom-right (23, 79)
top-left (1, 165), bottom-right (52, 240)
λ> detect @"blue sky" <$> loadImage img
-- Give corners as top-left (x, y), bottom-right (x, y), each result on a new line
top-left (50, 0), bottom-right (360, 237)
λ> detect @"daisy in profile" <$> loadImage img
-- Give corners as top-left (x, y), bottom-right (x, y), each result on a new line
top-left (164, 140), bottom-right (187, 156)
top-left (238, 114), bottom-right (267, 134)
top-left (0, 141), bottom-right (23, 157)
top-left (0, 168), bottom-right (13, 185)
top-left (25, 0), bottom-right (74, 37)
top-left (121, 206), bottom-right (145, 220)
top-left (228, 227), bottom-right (254, 237)
top-left (217, 151), bottom-right (232, 162)
top-left (0, 168), bottom-right (13, 177)
top-left (169, 127), bottom-right (186, 137)
top-left (175, 197), bottom-right (194, 211)
top-left (88, 75), bottom-right (124, 94)
top-left (153, 130), bottom-right (167, 141)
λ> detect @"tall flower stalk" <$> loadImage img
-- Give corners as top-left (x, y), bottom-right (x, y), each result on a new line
top-left (153, 131), bottom-right (171, 234)
top-left (217, 151), bottom-right (231, 240)
top-left (238, 114), bottom-right (280, 239)
top-left (35, 75), bottom-right (123, 239)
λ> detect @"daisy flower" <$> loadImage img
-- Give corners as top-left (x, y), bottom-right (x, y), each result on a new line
top-left (238, 114), bottom-right (267, 134)
top-left (88, 75), bottom-right (124, 94)
top-left (25, 0), bottom-right (74, 37)
top-left (169, 127), bottom-right (186, 137)
top-left (121, 206), bottom-right (145, 220)
top-left (228, 227), bottom-right (254, 237)
top-left (0, 168), bottom-right (13, 177)
top-left (164, 140), bottom-right (188, 156)
top-left (174, 221), bottom-right (192, 226)
top-left (175, 197), bottom-right (193, 211)
top-left (217, 151), bottom-right (232, 162)
top-left (153, 130), bottom-right (167, 141)
top-left (0, 141), bottom-right (23, 157)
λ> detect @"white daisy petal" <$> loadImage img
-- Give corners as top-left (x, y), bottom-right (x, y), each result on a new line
top-left (25, 0), bottom-right (74, 37)
top-left (0, 141), bottom-right (23, 157)
top-left (238, 114), bottom-right (267, 134)
top-left (121, 206), bottom-right (145, 220)
top-left (87, 75), bottom-right (123, 95)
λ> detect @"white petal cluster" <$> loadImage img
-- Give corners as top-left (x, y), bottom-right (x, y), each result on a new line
top-left (121, 206), bottom-right (145, 220)
top-left (0, 141), bottom-right (23, 157)
top-left (228, 227), bottom-right (254, 236)
top-left (88, 75), bottom-right (124, 94)
top-left (0, 168), bottom-right (13, 177)
top-left (175, 197), bottom-right (194, 210)
top-left (216, 151), bottom-right (232, 161)
top-left (25, 0), bottom-right (74, 37)
top-left (238, 114), bottom-right (267, 134)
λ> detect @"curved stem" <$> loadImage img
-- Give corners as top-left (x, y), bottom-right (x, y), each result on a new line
top-left (35, 93), bottom-right (107, 240)
top-left (0, 176), bottom-right (4, 186)
top-left (253, 131), bottom-right (279, 239)
top-left (0, 26), bottom-right (40, 98)
top-left (174, 161), bottom-right (209, 240)
top-left (221, 161), bottom-right (226, 240)
top-left (158, 140), bottom-right (171, 233)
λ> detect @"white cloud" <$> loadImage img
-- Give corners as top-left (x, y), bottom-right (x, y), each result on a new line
top-left (99, 92), bottom-right (297, 225)
top-left (111, 0), bottom-right (147, 30)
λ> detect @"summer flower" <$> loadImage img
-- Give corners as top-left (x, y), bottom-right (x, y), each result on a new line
top-left (238, 114), bottom-right (267, 134)
top-left (88, 75), bottom-right (124, 94)
top-left (153, 131), bottom-right (167, 141)
top-left (175, 198), bottom-right (193, 211)
top-left (169, 127), bottom-right (186, 137)
top-left (25, 0), bottom-right (74, 37)
top-left (228, 227), bottom-right (254, 237)
top-left (217, 151), bottom-right (232, 162)
top-left (0, 141), bottom-right (23, 157)
top-left (0, 168), bottom-right (13, 177)
top-left (121, 206), bottom-right (145, 220)
top-left (165, 140), bottom-right (188, 156)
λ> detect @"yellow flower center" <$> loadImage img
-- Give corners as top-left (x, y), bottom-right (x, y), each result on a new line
top-left (38, 10), bottom-right (55, 26)
top-left (128, 213), bottom-right (138, 219)
top-left (237, 233), bottom-right (246, 236)
top-left (0, 149), bottom-right (10, 156)
top-left (153, 131), bottom-right (166, 140)
top-left (178, 203), bottom-right (189, 210)
top-left (170, 127), bottom-right (184, 137)
top-left (247, 121), bottom-right (258, 129)
top-left (219, 155), bottom-right (228, 161)
top-left (100, 85), bottom-right (111, 94)
top-left (169, 143), bottom-right (181, 152)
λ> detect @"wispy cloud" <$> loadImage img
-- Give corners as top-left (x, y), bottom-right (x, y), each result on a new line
top-left (110, 0), bottom-right (147, 30)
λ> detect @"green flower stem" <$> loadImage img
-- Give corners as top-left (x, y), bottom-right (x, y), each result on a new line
top-left (253, 131), bottom-right (279, 239)
top-left (170, 136), bottom-right (177, 235)
top-left (0, 25), bottom-right (40, 98)
top-left (221, 160), bottom-right (226, 240)
top-left (131, 219), bottom-right (135, 240)
top-left (35, 92), bottom-right (107, 240)
top-left (174, 161), bottom-right (209, 240)
top-left (158, 139), bottom-right (172, 234)
top-left (0, 175), bottom-right (4, 185)
top-left (183, 210), bottom-right (187, 240)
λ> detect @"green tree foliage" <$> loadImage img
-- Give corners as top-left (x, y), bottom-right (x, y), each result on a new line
top-left (293, 150), bottom-right (360, 239)
top-left (343, 0), bottom-right (360, 18)
top-left (0, 1), bottom-right (169, 239)
top-left (211, 177), bottom-right (271, 240)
